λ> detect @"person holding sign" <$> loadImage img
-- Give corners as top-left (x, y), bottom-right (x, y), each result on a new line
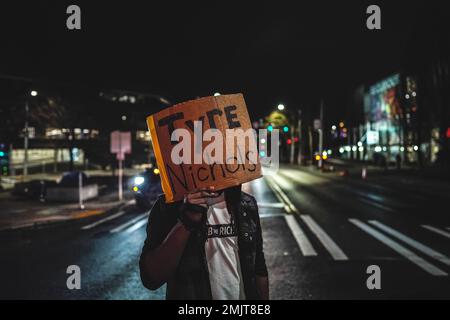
top-left (139, 94), bottom-right (269, 300)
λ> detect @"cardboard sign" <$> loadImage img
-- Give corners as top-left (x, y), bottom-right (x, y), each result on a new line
top-left (147, 93), bottom-right (261, 203)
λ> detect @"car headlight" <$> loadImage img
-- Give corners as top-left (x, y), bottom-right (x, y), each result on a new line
top-left (134, 176), bottom-right (145, 186)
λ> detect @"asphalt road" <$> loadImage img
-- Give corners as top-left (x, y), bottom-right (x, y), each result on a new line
top-left (1, 165), bottom-right (450, 299)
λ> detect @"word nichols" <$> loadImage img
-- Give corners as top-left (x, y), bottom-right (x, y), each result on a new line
top-left (165, 151), bottom-right (258, 192)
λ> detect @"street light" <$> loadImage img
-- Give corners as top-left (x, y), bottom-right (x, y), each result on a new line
top-left (24, 90), bottom-right (38, 177)
top-left (214, 92), bottom-right (221, 96)
top-left (277, 104), bottom-right (285, 111)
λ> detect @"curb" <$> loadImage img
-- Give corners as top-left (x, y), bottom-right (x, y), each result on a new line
top-left (0, 199), bottom-right (135, 233)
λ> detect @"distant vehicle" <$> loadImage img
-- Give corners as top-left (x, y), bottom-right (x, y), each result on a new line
top-left (132, 168), bottom-right (162, 210)
top-left (58, 171), bottom-right (89, 187)
top-left (313, 151), bottom-right (329, 163)
top-left (12, 179), bottom-right (57, 200)
top-left (11, 171), bottom-right (88, 201)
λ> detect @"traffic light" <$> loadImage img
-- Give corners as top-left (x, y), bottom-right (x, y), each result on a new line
top-left (283, 126), bottom-right (289, 133)
top-left (0, 144), bottom-right (9, 176)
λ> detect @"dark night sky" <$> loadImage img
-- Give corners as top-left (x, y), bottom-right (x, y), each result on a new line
top-left (0, 0), bottom-right (448, 121)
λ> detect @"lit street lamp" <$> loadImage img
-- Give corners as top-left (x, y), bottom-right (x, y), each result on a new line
top-left (23, 90), bottom-right (38, 177)
top-left (277, 104), bottom-right (285, 111)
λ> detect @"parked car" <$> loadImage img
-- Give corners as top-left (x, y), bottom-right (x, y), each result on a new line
top-left (12, 179), bottom-right (57, 200)
top-left (11, 171), bottom-right (88, 201)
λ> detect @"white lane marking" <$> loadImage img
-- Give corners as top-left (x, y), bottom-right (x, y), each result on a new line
top-left (258, 202), bottom-right (285, 209)
top-left (110, 213), bottom-right (149, 233)
top-left (265, 176), bottom-right (299, 214)
top-left (422, 225), bottom-right (450, 240)
top-left (349, 219), bottom-right (447, 276)
top-left (284, 215), bottom-right (317, 256)
top-left (300, 215), bottom-right (348, 260)
top-left (369, 220), bottom-right (450, 266)
top-left (358, 197), bottom-right (395, 213)
top-left (81, 211), bottom-right (126, 230)
top-left (124, 218), bottom-right (148, 233)
top-left (259, 212), bottom-right (286, 219)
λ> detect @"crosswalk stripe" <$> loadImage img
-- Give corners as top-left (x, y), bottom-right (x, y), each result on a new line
top-left (357, 197), bottom-right (395, 213)
top-left (124, 218), bottom-right (148, 233)
top-left (422, 225), bottom-right (450, 240)
top-left (258, 202), bottom-right (285, 209)
top-left (259, 212), bottom-right (286, 219)
top-left (300, 215), bottom-right (348, 260)
top-left (284, 215), bottom-right (317, 256)
top-left (265, 175), bottom-right (346, 260)
top-left (110, 213), bottom-right (149, 233)
top-left (81, 211), bottom-right (126, 230)
top-left (349, 219), bottom-right (447, 276)
top-left (369, 220), bottom-right (450, 266)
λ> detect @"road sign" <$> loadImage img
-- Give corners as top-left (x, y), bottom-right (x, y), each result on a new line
top-left (367, 130), bottom-right (379, 145)
top-left (110, 131), bottom-right (131, 201)
top-left (314, 119), bottom-right (322, 130)
top-left (110, 131), bottom-right (131, 154)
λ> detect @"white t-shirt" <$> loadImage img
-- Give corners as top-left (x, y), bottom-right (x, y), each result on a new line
top-left (205, 200), bottom-right (246, 300)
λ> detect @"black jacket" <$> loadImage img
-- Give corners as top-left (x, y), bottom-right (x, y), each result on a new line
top-left (139, 189), bottom-right (268, 300)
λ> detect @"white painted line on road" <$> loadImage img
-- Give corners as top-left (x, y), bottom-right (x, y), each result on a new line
top-left (369, 220), bottom-right (450, 266)
top-left (81, 211), bottom-right (126, 230)
top-left (259, 212), bottom-right (286, 219)
top-left (349, 219), bottom-right (447, 276)
top-left (284, 215), bottom-right (317, 256)
top-left (300, 215), bottom-right (348, 260)
top-left (258, 202), bottom-right (285, 209)
top-left (358, 197), bottom-right (395, 213)
top-left (264, 177), bottom-right (292, 213)
top-left (125, 199), bottom-right (135, 206)
top-left (110, 213), bottom-right (149, 233)
top-left (422, 225), bottom-right (450, 240)
top-left (265, 176), bottom-right (299, 214)
top-left (124, 218), bottom-right (148, 233)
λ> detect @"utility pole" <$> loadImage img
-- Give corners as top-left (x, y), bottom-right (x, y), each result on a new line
top-left (78, 171), bottom-right (85, 209)
top-left (118, 133), bottom-right (123, 201)
top-left (308, 126), bottom-right (313, 164)
top-left (290, 123), bottom-right (295, 164)
top-left (297, 109), bottom-right (302, 165)
top-left (23, 102), bottom-right (29, 177)
top-left (318, 99), bottom-right (324, 169)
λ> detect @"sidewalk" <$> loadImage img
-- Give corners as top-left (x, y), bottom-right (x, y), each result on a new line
top-left (323, 158), bottom-right (450, 182)
top-left (0, 168), bottom-right (141, 191)
top-left (0, 190), bottom-right (134, 232)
